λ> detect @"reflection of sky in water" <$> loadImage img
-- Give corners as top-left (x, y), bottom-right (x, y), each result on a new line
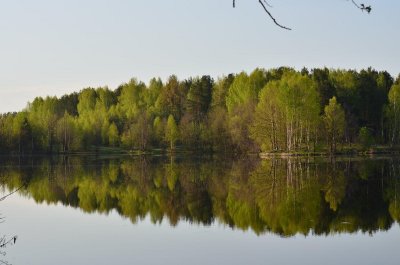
top-left (1, 192), bottom-right (399, 265)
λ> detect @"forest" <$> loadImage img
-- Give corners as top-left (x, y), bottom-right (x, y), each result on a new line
top-left (1, 67), bottom-right (400, 154)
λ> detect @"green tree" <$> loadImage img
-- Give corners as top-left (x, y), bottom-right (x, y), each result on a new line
top-left (186, 75), bottom-right (213, 123)
top-left (117, 79), bottom-right (146, 120)
top-left (121, 123), bottom-right (135, 150)
top-left (165, 115), bottom-right (179, 150)
top-left (329, 70), bottom-right (360, 144)
top-left (251, 72), bottom-right (319, 152)
top-left (12, 112), bottom-right (33, 153)
top-left (251, 82), bottom-right (281, 151)
top-left (386, 83), bottom-right (400, 145)
top-left (1, 67), bottom-right (399, 154)
top-left (77, 88), bottom-right (97, 115)
top-left (155, 75), bottom-right (186, 120)
top-left (153, 116), bottom-right (165, 146)
top-left (108, 123), bottom-right (119, 147)
top-left (226, 70), bottom-right (266, 114)
top-left (323, 97), bottom-right (346, 153)
top-left (208, 107), bottom-right (231, 152)
top-left (0, 114), bottom-right (17, 151)
top-left (28, 96), bottom-right (60, 152)
top-left (311, 68), bottom-right (336, 112)
top-left (121, 112), bottom-right (152, 151)
top-left (56, 111), bottom-right (76, 152)
top-left (144, 78), bottom-right (163, 113)
top-left (225, 69), bottom-right (268, 152)
top-left (211, 74), bottom-right (234, 108)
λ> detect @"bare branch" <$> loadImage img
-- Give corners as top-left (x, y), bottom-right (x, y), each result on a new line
top-left (233, 0), bottom-right (273, 8)
top-left (0, 235), bottom-right (17, 265)
top-left (232, 0), bottom-right (291, 30)
top-left (232, 1), bottom-right (372, 30)
top-left (350, 0), bottom-right (372, 13)
top-left (0, 236), bottom-right (17, 248)
top-left (263, 0), bottom-right (273, 8)
top-left (0, 184), bottom-right (25, 202)
top-left (258, 0), bottom-right (291, 30)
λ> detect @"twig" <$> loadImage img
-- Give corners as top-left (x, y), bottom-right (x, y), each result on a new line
top-left (263, 0), bottom-right (273, 8)
top-left (232, 0), bottom-right (290, 30)
top-left (258, 0), bottom-right (291, 30)
top-left (233, 1), bottom-right (371, 30)
top-left (0, 185), bottom-right (25, 202)
top-left (0, 236), bottom-right (17, 248)
top-left (350, 0), bottom-right (372, 13)
top-left (351, 0), bottom-right (361, 9)
top-left (233, 0), bottom-right (273, 8)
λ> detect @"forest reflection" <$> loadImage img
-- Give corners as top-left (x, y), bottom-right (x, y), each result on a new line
top-left (1, 155), bottom-right (399, 237)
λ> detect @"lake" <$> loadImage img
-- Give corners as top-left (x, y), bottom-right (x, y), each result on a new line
top-left (0, 155), bottom-right (399, 265)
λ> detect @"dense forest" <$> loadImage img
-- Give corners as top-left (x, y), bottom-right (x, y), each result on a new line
top-left (1, 67), bottom-right (400, 154)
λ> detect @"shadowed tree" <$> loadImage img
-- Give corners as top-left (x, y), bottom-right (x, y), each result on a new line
top-left (186, 76), bottom-right (213, 123)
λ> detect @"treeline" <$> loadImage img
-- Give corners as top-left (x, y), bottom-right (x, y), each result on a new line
top-left (1, 67), bottom-right (400, 154)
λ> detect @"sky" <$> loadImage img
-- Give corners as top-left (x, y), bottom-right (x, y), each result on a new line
top-left (0, 0), bottom-right (399, 113)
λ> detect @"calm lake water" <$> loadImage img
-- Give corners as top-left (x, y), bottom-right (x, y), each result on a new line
top-left (0, 155), bottom-right (399, 265)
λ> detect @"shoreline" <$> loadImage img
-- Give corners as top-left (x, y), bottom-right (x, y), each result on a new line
top-left (260, 148), bottom-right (400, 158)
top-left (2, 145), bottom-right (400, 159)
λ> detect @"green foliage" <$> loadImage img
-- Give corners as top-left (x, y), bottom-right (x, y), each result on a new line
top-left (12, 112), bottom-right (33, 153)
top-left (186, 75), bottom-right (213, 122)
top-left (155, 75), bottom-right (185, 120)
top-left (77, 88), bottom-right (97, 115)
top-left (144, 78), bottom-right (163, 113)
top-left (0, 67), bottom-right (399, 154)
top-left (226, 72), bottom-right (250, 114)
top-left (251, 72), bottom-right (320, 152)
top-left (224, 69), bottom-right (269, 152)
top-left (311, 68), bottom-right (336, 111)
top-left (226, 69), bottom-right (267, 114)
top-left (208, 107), bottom-right (231, 152)
top-left (212, 74), bottom-right (234, 108)
top-left (324, 97), bottom-right (346, 153)
top-left (28, 96), bottom-right (60, 152)
top-left (56, 111), bottom-right (78, 152)
top-left (386, 83), bottom-right (400, 145)
top-left (165, 115), bottom-right (179, 150)
top-left (153, 116), bottom-right (165, 145)
top-left (118, 79), bottom-right (146, 120)
top-left (108, 123), bottom-right (119, 147)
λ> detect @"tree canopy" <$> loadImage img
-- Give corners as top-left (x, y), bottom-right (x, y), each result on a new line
top-left (0, 67), bottom-right (399, 155)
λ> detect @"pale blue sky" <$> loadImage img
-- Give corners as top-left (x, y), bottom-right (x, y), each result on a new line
top-left (0, 0), bottom-right (399, 113)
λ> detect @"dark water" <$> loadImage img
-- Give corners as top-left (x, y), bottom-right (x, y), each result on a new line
top-left (0, 155), bottom-right (399, 265)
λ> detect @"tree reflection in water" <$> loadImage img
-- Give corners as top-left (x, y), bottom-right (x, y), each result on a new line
top-left (0, 156), bottom-right (399, 237)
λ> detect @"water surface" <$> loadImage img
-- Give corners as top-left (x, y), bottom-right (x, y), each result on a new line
top-left (0, 156), bottom-right (399, 264)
